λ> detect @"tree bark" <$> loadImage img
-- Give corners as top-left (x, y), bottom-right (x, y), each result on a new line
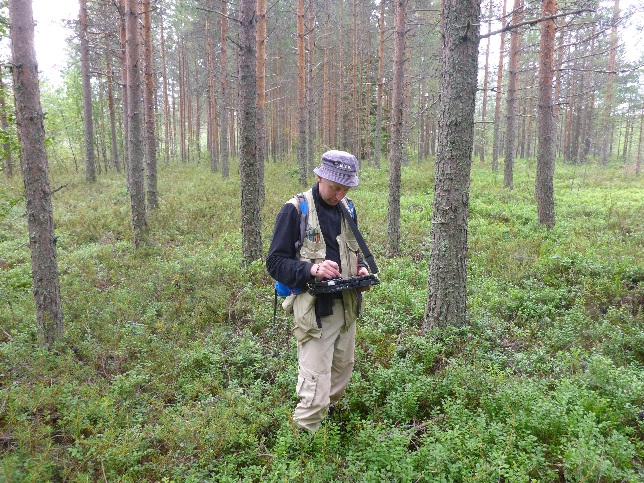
top-left (492, 0), bottom-right (507, 171)
top-left (105, 52), bottom-right (121, 173)
top-left (257, 0), bottom-right (267, 202)
top-left (141, 0), bottom-right (157, 209)
top-left (599, 0), bottom-right (620, 165)
top-left (297, 0), bottom-right (307, 185)
top-left (636, 101), bottom-right (643, 176)
top-left (0, 66), bottom-right (13, 178)
top-left (160, 10), bottom-right (171, 164)
top-left (220, 0), bottom-right (230, 179)
top-left (307, 0), bottom-right (315, 174)
top-left (8, 0), bottom-right (64, 348)
top-left (239, 0), bottom-right (262, 264)
top-left (503, 0), bottom-right (523, 189)
top-left (479, 0), bottom-right (493, 164)
top-left (125, 0), bottom-right (148, 248)
top-left (387, 0), bottom-right (407, 257)
top-left (374, 0), bottom-right (385, 168)
top-left (206, 0), bottom-right (219, 172)
top-left (536, 0), bottom-right (557, 229)
top-left (425, 0), bottom-right (480, 329)
top-left (118, 0), bottom-right (130, 181)
top-left (79, 0), bottom-right (96, 182)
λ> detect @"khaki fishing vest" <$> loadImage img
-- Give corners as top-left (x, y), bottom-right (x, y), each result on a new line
top-left (284, 188), bottom-right (361, 343)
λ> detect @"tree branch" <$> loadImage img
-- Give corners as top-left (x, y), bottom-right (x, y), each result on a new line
top-left (480, 9), bottom-right (595, 39)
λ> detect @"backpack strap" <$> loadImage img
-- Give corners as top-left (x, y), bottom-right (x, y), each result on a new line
top-left (293, 193), bottom-right (308, 254)
top-left (274, 193), bottom-right (308, 324)
top-left (344, 196), bottom-right (356, 218)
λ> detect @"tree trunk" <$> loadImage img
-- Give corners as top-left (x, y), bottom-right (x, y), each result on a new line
top-left (141, 0), bottom-right (157, 208)
top-left (307, 0), bottom-right (315, 174)
top-left (79, 0), bottom-right (96, 182)
top-left (257, 0), bottom-right (267, 202)
top-left (600, 0), bottom-right (620, 165)
top-left (125, 0), bottom-right (148, 248)
top-left (220, 0), bottom-right (230, 179)
top-left (503, 0), bottom-right (522, 189)
top-left (160, 10), bottom-right (171, 164)
top-left (424, 0), bottom-right (480, 329)
top-left (297, 0), bottom-right (307, 185)
top-left (387, 0), bottom-right (407, 257)
top-left (479, 0), bottom-right (493, 164)
top-left (8, 0), bottom-right (64, 348)
top-left (239, 0), bottom-right (262, 264)
top-left (0, 66), bottom-right (13, 178)
top-left (535, 0), bottom-right (557, 229)
top-left (636, 101), bottom-right (643, 176)
top-left (374, 0), bottom-right (385, 168)
top-left (323, 12), bottom-right (330, 148)
top-left (105, 52), bottom-right (121, 173)
top-left (206, 0), bottom-right (219, 172)
top-left (491, 0), bottom-right (507, 171)
top-left (178, 40), bottom-right (187, 163)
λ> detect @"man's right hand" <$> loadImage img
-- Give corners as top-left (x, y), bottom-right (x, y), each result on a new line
top-left (311, 260), bottom-right (342, 280)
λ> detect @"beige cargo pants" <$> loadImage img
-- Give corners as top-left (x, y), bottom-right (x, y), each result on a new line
top-left (293, 297), bottom-right (356, 432)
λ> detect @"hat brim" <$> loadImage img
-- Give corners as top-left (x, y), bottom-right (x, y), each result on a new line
top-left (313, 166), bottom-right (359, 187)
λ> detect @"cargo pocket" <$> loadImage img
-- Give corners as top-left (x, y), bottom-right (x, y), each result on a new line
top-left (292, 292), bottom-right (320, 342)
top-left (296, 365), bottom-right (319, 408)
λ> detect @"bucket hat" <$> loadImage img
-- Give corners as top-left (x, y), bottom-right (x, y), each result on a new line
top-left (313, 150), bottom-right (359, 187)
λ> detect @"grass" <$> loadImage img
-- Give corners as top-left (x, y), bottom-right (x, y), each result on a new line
top-left (1, 156), bottom-right (643, 482)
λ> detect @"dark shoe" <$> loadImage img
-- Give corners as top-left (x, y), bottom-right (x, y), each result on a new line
top-left (327, 405), bottom-right (347, 432)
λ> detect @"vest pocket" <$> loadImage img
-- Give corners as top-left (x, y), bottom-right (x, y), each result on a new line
top-left (344, 238), bottom-right (361, 277)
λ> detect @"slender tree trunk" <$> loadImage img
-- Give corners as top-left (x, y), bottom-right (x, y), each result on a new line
top-left (119, 0), bottom-right (130, 182)
top-left (257, 0), bottom-right (267, 202)
top-left (479, 0), bottom-right (493, 164)
top-left (206, 0), bottom-right (219, 172)
top-left (636, 101), bottom-right (643, 176)
top-left (239, 0), bottom-right (262, 264)
top-left (79, 0), bottom-right (96, 182)
top-left (125, 0), bottom-right (148, 248)
top-left (220, 0), bottom-right (230, 178)
top-left (178, 40), bottom-right (187, 163)
top-left (492, 0), bottom-right (507, 171)
top-left (0, 66), bottom-right (13, 178)
top-left (105, 53), bottom-right (121, 173)
top-left (536, 0), bottom-right (557, 229)
top-left (375, 0), bottom-right (385, 168)
top-left (160, 11), bottom-right (171, 164)
top-left (387, 0), bottom-right (407, 257)
top-left (141, 0), bottom-right (157, 209)
top-left (503, 0), bottom-right (522, 189)
top-left (323, 12), bottom-right (330, 148)
top-left (8, 0), bottom-right (64, 348)
top-left (297, 0), bottom-right (307, 185)
top-left (600, 0), bottom-right (620, 165)
top-left (307, 0), bottom-right (315, 173)
top-left (425, 0), bottom-right (480, 330)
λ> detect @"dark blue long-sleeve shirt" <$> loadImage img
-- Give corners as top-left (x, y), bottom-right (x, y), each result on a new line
top-left (266, 183), bottom-right (362, 290)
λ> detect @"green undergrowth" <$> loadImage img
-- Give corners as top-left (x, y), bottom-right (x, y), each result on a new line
top-left (1, 158), bottom-right (643, 481)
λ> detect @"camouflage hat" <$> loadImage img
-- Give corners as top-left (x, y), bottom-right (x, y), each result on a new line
top-left (313, 150), bottom-right (359, 187)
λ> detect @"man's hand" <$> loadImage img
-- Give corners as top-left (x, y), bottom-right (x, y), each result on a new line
top-left (357, 266), bottom-right (371, 292)
top-left (310, 260), bottom-right (342, 280)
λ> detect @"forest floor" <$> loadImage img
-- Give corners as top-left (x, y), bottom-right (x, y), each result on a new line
top-left (1, 157), bottom-right (643, 481)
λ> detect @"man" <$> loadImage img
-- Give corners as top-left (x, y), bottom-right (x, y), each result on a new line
top-left (266, 150), bottom-right (372, 433)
